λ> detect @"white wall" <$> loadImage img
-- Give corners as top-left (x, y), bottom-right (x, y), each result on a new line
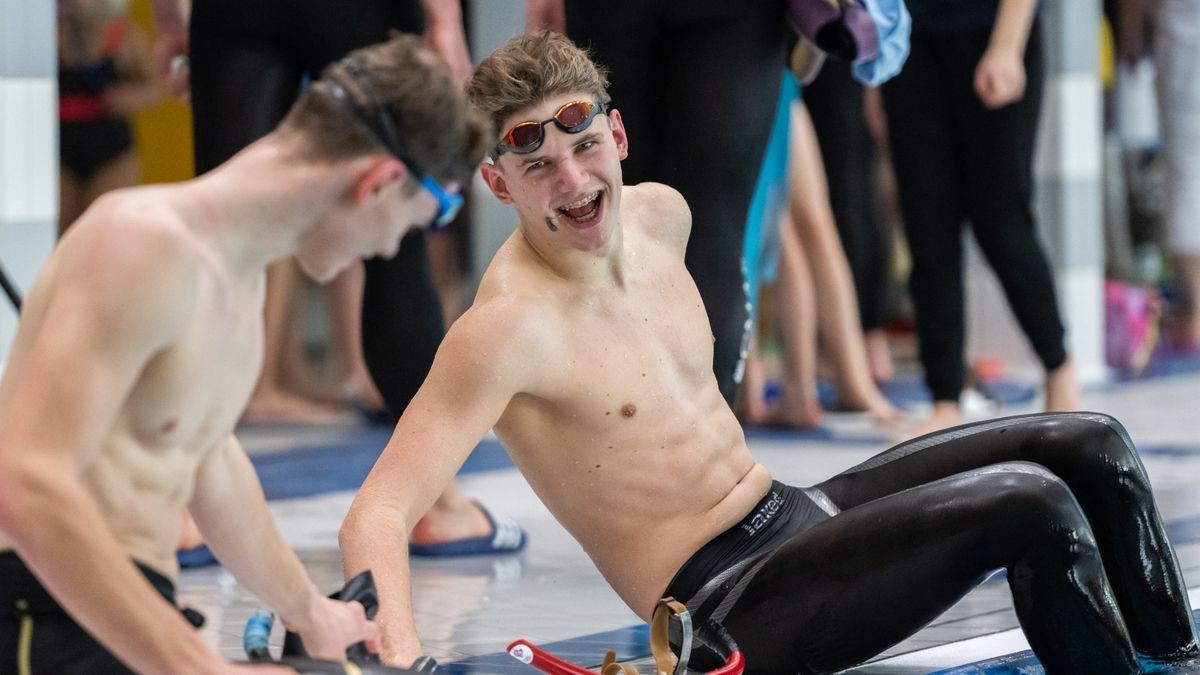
top-left (0, 0), bottom-right (57, 365)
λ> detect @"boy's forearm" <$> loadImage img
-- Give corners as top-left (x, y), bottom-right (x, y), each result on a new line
top-left (195, 498), bottom-right (323, 626)
top-left (188, 439), bottom-right (324, 625)
top-left (341, 499), bottom-right (423, 663)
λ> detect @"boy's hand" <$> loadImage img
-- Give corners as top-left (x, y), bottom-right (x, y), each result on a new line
top-left (283, 597), bottom-right (380, 662)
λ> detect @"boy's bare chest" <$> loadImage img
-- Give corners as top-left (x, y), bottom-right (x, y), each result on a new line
top-left (555, 279), bottom-right (714, 424)
top-left (123, 290), bottom-right (263, 452)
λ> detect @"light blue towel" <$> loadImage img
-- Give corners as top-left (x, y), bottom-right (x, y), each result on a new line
top-left (853, 0), bottom-right (912, 86)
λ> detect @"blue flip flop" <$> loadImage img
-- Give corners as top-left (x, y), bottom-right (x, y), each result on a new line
top-left (177, 544), bottom-right (219, 568)
top-left (409, 502), bottom-right (527, 557)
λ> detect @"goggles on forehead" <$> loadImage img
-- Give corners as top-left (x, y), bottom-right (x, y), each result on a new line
top-left (327, 58), bottom-right (464, 229)
top-left (490, 100), bottom-right (609, 161)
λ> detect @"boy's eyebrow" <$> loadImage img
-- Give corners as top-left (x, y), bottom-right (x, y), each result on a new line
top-left (519, 153), bottom-right (549, 167)
top-left (518, 131), bottom-right (605, 167)
top-left (574, 131), bottom-right (603, 145)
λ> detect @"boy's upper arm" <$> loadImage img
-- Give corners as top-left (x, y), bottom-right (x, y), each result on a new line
top-left (357, 302), bottom-right (536, 521)
top-left (0, 221), bottom-right (197, 467)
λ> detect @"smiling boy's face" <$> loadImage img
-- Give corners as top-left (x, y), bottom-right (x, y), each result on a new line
top-left (480, 93), bottom-right (629, 252)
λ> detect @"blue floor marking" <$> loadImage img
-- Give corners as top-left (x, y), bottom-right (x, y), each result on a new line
top-left (1142, 445), bottom-right (1200, 458)
top-left (252, 429), bottom-right (513, 500)
top-left (1112, 348), bottom-right (1200, 382)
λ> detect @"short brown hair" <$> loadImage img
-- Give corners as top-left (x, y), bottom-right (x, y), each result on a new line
top-left (467, 31), bottom-right (610, 136)
top-left (281, 34), bottom-right (490, 187)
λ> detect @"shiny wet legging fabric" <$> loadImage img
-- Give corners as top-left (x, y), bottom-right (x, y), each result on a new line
top-left (721, 412), bottom-right (1196, 674)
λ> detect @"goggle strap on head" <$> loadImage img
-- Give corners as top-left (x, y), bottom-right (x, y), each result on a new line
top-left (326, 58), bottom-right (423, 174)
top-left (324, 60), bottom-right (463, 229)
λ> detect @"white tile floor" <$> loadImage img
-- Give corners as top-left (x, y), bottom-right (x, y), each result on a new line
top-left (180, 367), bottom-right (1200, 674)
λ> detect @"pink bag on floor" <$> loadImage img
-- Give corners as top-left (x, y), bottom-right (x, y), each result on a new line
top-left (1105, 280), bottom-right (1162, 372)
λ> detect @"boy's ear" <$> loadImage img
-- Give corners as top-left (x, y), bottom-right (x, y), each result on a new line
top-left (608, 108), bottom-right (629, 161)
top-left (355, 157), bottom-right (408, 205)
top-left (480, 162), bottom-right (514, 204)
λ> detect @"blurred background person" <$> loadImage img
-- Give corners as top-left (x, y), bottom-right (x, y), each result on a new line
top-left (58, 0), bottom-right (161, 235)
top-left (881, 0), bottom-right (1080, 436)
top-left (805, 60), bottom-right (899, 384)
top-left (740, 98), bottom-right (902, 430)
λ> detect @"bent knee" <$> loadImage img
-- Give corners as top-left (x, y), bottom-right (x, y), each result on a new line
top-left (980, 466), bottom-right (1103, 557)
top-left (1033, 413), bottom-right (1146, 477)
top-left (973, 463), bottom-right (1086, 524)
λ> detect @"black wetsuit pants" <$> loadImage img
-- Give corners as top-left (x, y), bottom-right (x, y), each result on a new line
top-left (564, 0), bottom-right (789, 404)
top-left (0, 552), bottom-right (179, 674)
top-left (189, 0), bottom-right (443, 418)
top-left (881, 24), bottom-right (1068, 402)
top-left (668, 412), bottom-right (1197, 674)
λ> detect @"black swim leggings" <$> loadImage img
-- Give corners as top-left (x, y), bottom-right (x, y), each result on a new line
top-left (881, 23), bottom-right (1068, 402)
top-left (722, 412), bottom-right (1196, 674)
top-left (564, 0), bottom-right (788, 404)
top-left (189, 0), bottom-right (446, 418)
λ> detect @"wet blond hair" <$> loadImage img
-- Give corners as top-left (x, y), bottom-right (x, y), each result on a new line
top-left (280, 34), bottom-right (490, 187)
top-left (466, 31), bottom-right (610, 136)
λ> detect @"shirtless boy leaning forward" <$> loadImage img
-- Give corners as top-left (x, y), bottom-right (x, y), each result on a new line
top-left (0, 35), bottom-right (488, 673)
top-left (341, 32), bottom-right (1198, 675)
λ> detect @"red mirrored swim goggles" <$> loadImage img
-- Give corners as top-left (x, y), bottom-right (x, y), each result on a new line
top-left (490, 100), bottom-right (609, 161)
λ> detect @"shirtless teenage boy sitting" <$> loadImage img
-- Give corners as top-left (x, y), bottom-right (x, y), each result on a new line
top-left (340, 32), bottom-right (1197, 674)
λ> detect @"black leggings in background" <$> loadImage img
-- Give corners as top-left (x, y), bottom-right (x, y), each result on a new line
top-left (721, 413), bottom-right (1196, 674)
top-left (189, 0), bottom-right (445, 417)
top-left (564, 0), bottom-right (788, 404)
top-left (803, 60), bottom-right (890, 333)
top-left (881, 24), bottom-right (1068, 402)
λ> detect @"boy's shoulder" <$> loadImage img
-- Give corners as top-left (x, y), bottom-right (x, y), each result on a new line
top-left (55, 187), bottom-right (208, 310)
top-left (625, 182), bottom-right (691, 250)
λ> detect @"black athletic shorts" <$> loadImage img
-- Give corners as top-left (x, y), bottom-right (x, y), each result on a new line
top-left (0, 551), bottom-right (178, 674)
top-left (59, 117), bottom-right (134, 180)
top-left (663, 481), bottom-right (839, 625)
